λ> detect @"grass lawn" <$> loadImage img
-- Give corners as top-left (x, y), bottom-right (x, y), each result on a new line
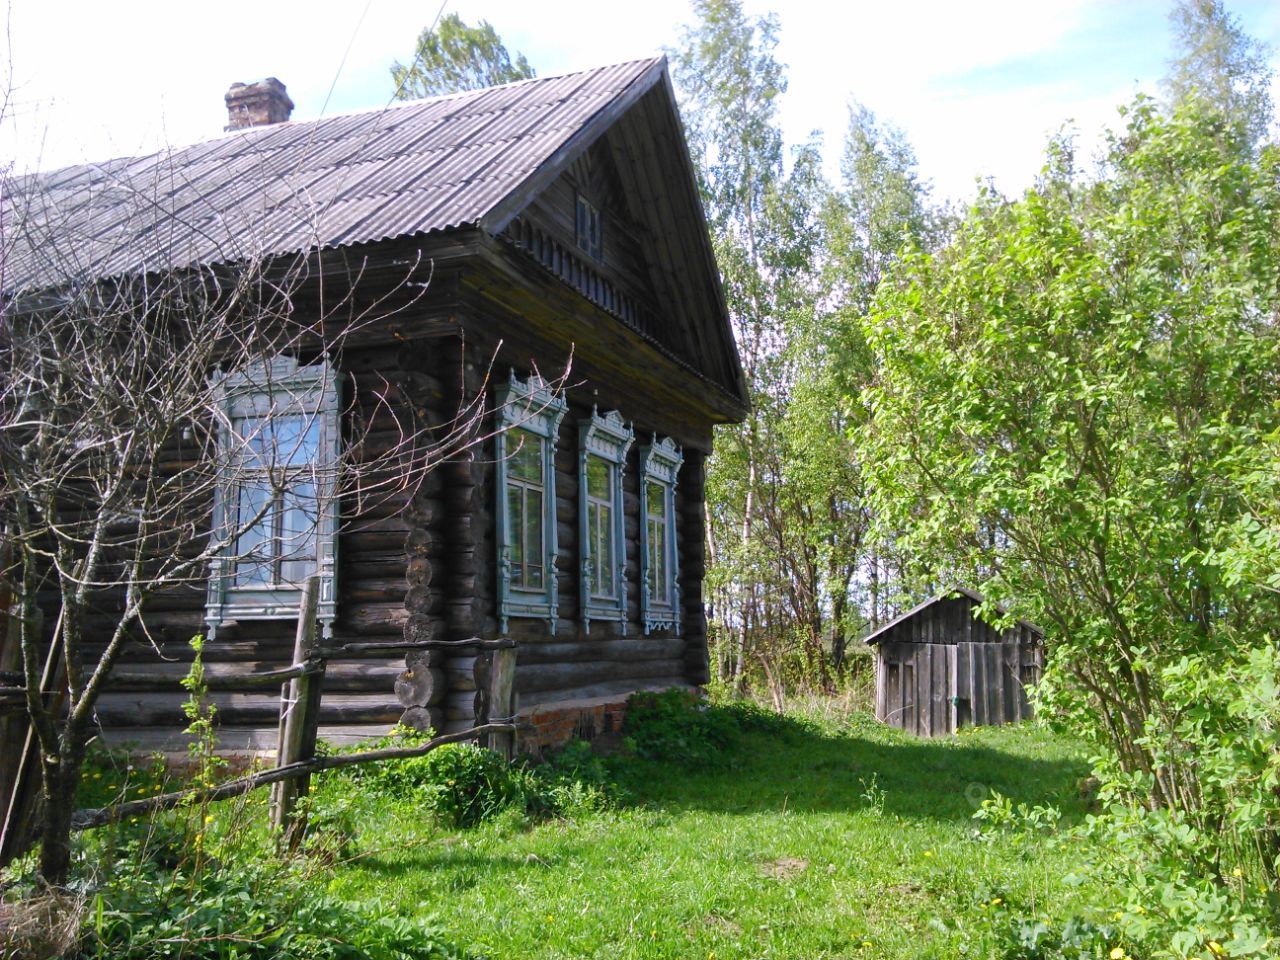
top-left (319, 708), bottom-right (1110, 959)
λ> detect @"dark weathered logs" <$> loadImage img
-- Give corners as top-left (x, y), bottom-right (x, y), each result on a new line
top-left (405, 557), bottom-right (440, 587)
top-left (404, 528), bottom-right (443, 556)
top-left (93, 692), bottom-right (403, 726)
top-left (404, 585), bottom-right (445, 615)
top-left (108, 661), bottom-right (326, 691)
top-left (340, 603), bottom-right (409, 635)
top-left (517, 638), bottom-right (685, 665)
top-left (514, 658), bottom-right (684, 695)
top-left (405, 647), bottom-right (444, 670)
top-left (399, 705), bottom-right (446, 732)
top-left (403, 615), bottom-right (445, 645)
top-left (395, 665), bottom-right (446, 707)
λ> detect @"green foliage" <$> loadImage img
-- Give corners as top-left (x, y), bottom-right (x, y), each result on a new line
top-left (622, 688), bottom-right (742, 767)
top-left (988, 914), bottom-right (1122, 960)
top-left (518, 740), bottom-right (615, 820)
top-left (865, 82), bottom-right (1280, 954)
top-left (392, 13), bottom-right (533, 100)
top-left (416, 743), bottom-right (524, 830)
top-left (321, 703), bottom-right (1103, 960)
top-left (1163, 0), bottom-right (1273, 147)
top-left (84, 847), bottom-right (471, 959)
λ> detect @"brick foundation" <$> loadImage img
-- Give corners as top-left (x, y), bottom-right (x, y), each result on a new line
top-left (519, 694), bottom-right (633, 757)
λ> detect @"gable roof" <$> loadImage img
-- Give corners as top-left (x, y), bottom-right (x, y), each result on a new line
top-left (3, 56), bottom-right (747, 411)
top-left (861, 587), bottom-right (1044, 646)
top-left (2, 59), bottom-right (665, 292)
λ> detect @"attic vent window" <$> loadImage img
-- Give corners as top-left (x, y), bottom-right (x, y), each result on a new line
top-left (575, 194), bottom-right (603, 261)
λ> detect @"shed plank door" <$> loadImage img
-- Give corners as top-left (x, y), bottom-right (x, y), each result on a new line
top-left (917, 645), bottom-right (932, 736)
top-left (986, 644), bottom-right (1003, 726)
top-left (955, 643), bottom-right (972, 729)
top-left (931, 644), bottom-right (948, 736)
top-left (902, 661), bottom-right (915, 735)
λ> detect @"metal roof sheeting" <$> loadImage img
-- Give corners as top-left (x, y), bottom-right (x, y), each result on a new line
top-left (2, 58), bottom-right (662, 294)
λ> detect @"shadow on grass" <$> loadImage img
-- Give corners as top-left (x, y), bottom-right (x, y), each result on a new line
top-left (616, 713), bottom-right (1091, 825)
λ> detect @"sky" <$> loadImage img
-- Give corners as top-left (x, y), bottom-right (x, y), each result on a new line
top-left (3, 0), bottom-right (1280, 204)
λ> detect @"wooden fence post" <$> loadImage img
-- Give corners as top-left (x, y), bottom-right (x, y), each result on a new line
top-left (269, 577), bottom-right (324, 850)
top-left (487, 646), bottom-right (517, 761)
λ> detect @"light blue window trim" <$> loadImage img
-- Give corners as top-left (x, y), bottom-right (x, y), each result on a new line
top-left (205, 356), bottom-right (342, 641)
top-left (638, 436), bottom-right (683, 636)
top-left (495, 372), bottom-right (567, 634)
top-left (579, 408), bottom-right (633, 631)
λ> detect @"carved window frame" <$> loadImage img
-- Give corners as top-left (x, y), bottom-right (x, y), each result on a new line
top-left (205, 356), bottom-right (341, 641)
top-left (495, 372), bottom-right (567, 634)
top-left (638, 436), bottom-right (683, 635)
top-left (578, 408), bottom-right (633, 630)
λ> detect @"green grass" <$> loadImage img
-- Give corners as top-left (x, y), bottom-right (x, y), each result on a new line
top-left (317, 709), bottom-right (1111, 959)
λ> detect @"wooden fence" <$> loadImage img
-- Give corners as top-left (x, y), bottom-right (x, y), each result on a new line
top-left (0, 578), bottom-right (518, 864)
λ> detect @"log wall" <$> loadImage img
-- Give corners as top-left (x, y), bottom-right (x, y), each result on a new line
top-left (89, 332), bottom-right (449, 751)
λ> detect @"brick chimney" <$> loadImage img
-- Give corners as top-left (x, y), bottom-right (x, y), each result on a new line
top-left (224, 78), bottom-right (294, 131)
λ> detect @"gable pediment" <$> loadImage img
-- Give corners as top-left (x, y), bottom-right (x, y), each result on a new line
top-left (485, 72), bottom-right (747, 414)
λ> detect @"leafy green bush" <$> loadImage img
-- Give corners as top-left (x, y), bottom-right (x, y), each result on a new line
top-left (622, 688), bottom-right (743, 767)
top-left (319, 725), bottom-right (443, 800)
top-left (519, 740), bottom-right (616, 819)
top-left (84, 851), bottom-right (472, 959)
top-left (990, 915), bottom-right (1122, 960)
top-left (417, 743), bottom-right (523, 829)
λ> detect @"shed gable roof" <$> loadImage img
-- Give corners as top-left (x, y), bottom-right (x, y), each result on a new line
top-left (861, 588), bottom-right (1044, 646)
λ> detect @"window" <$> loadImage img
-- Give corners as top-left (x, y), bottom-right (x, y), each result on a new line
top-left (638, 436), bottom-right (682, 635)
top-left (495, 372), bottom-right (567, 633)
top-left (579, 409), bottom-right (633, 628)
top-left (205, 356), bottom-right (341, 640)
top-left (575, 193), bottom-right (602, 261)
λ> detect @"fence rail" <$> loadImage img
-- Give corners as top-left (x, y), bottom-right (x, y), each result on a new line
top-left (0, 576), bottom-right (519, 861)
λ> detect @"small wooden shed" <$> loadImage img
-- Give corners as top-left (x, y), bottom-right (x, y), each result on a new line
top-left (865, 588), bottom-right (1043, 737)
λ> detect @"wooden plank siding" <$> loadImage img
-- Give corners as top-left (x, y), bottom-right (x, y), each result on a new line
top-left (871, 592), bottom-right (1043, 737)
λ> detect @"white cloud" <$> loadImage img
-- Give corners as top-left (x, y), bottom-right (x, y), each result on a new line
top-left (3, 0), bottom-right (1277, 203)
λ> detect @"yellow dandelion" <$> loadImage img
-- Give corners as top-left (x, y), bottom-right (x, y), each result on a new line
top-left (923, 850), bottom-right (933, 857)
top-left (1208, 942), bottom-right (1225, 957)
top-left (990, 898), bottom-right (1002, 906)
top-left (1114, 912), bottom-right (1124, 920)
top-left (861, 942), bottom-right (872, 949)
top-left (1232, 867), bottom-right (1243, 878)
top-left (204, 814), bottom-right (215, 824)
top-left (1110, 948), bottom-right (1126, 960)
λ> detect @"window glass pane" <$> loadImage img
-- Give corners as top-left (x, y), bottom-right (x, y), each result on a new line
top-left (653, 519), bottom-right (668, 604)
top-left (279, 481), bottom-right (318, 583)
top-left (234, 481), bottom-right (274, 587)
top-left (507, 485), bottom-right (527, 589)
top-left (598, 503), bottom-right (613, 595)
top-left (509, 430), bottom-right (543, 481)
top-left (586, 456), bottom-right (611, 500)
top-left (525, 489), bottom-right (544, 589)
top-left (272, 415), bottom-right (321, 467)
top-left (647, 515), bottom-right (669, 604)
top-left (585, 502), bottom-right (599, 595)
top-left (646, 480), bottom-right (664, 517)
top-left (236, 414), bottom-right (320, 469)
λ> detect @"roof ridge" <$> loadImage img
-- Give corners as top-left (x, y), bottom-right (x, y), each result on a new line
top-left (14, 57), bottom-right (668, 178)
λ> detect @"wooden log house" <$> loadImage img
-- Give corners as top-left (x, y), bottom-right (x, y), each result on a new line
top-left (866, 589), bottom-right (1044, 737)
top-left (1, 59), bottom-right (748, 753)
